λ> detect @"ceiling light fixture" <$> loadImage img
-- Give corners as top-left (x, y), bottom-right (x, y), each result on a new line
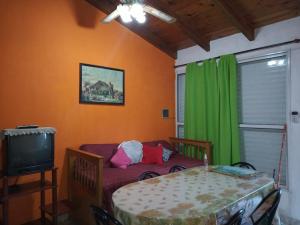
top-left (117, 3), bottom-right (146, 24)
top-left (102, 1), bottom-right (176, 25)
top-left (130, 3), bottom-right (146, 23)
top-left (117, 4), bottom-right (132, 23)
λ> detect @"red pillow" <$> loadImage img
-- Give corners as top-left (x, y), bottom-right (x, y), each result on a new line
top-left (142, 145), bottom-right (163, 165)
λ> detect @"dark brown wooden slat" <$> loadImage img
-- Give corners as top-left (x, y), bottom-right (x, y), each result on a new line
top-left (79, 158), bottom-right (83, 184)
top-left (40, 171), bottom-right (46, 224)
top-left (0, 181), bottom-right (53, 202)
top-left (3, 177), bottom-right (8, 225)
top-left (88, 163), bottom-right (92, 189)
top-left (87, 0), bottom-right (177, 58)
top-left (212, 0), bottom-right (255, 41)
top-left (92, 165), bottom-right (96, 190)
top-left (52, 168), bottom-right (58, 225)
top-left (145, 0), bottom-right (210, 51)
top-left (84, 160), bottom-right (88, 188)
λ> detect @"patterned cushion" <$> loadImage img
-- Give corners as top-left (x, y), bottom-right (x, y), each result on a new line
top-left (118, 140), bottom-right (143, 164)
top-left (160, 145), bottom-right (173, 162)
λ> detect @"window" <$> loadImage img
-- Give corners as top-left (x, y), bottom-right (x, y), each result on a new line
top-left (238, 54), bottom-right (288, 185)
top-left (176, 53), bottom-right (288, 185)
top-left (176, 74), bottom-right (185, 138)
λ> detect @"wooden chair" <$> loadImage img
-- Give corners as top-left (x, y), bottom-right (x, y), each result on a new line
top-left (231, 162), bottom-right (256, 170)
top-left (169, 165), bottom-right (186, 173)
top-left (138, 171), bottom-right (160, 181)
top-left (225, 209), bottom-right (245, 225)
top-left (90, 205), bottom-right (123, 225)
top-left (250, 189), bottom-right (281, 225)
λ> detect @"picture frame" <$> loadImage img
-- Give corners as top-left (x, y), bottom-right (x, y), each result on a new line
top-left (79, 63), bottom-right (125, 105)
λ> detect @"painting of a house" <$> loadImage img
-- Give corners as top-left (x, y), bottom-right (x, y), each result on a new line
top-left (80, 63), bottom-right (124, 105)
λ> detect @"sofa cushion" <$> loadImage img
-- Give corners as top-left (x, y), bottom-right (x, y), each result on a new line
top-left (80, 140), bottom-right (174, 168)
top-left (162, 146), bottom-right (173, 162)
top-left (80, 144), bottom-right (118, 168)
top-left (118, 140), bottom-right (143, 164)
top-left (110, 147), bottom-right (132, 169)
top-left (142, 145), bottom-right (163, 165)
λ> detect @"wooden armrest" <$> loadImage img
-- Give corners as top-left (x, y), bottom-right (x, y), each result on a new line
top-left (66, 147), bottom-right (103, 163)
top-left (67, 147), bottom-right (103, 201)
top-left (66, 147), bottom-right (104, 225)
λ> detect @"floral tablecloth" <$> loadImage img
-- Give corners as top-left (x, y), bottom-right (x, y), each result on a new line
top-left (112, 166), bottom-right (274, 225)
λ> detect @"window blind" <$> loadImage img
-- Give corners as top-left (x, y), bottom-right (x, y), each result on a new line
top-left (238, 55), bottom-right (288, 186)
top-left (177, 125), bottom-right (184, 138)
top-left (240, 128), bottom-right (287, 184)
top-left (177, 74), bottom-right (185, 123)
top-left (238, 56), bottom-right (287, 125)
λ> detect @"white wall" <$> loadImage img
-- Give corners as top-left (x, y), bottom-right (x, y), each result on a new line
top-left (176, 16), bottom-right (300, 219)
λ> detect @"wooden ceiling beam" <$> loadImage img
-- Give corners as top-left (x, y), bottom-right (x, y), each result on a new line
top-left (87, 0), bottom-right (177, 59)
top-left (212, 0), bottom-right (255, 41)
top-left (146, 0), bottom-right (210, 51)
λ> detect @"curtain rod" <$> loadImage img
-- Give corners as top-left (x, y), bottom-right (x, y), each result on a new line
top-left (174, 38), bottom-right (300, 69)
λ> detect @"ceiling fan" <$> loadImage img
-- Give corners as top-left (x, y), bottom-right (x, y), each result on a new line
top-left (102, 0), bottom-right (176, 24)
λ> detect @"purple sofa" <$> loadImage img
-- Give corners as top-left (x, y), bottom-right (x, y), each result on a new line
top-left (79, 140), bottom-right (204, 210)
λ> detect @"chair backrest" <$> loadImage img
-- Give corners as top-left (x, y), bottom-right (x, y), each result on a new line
top-left (90, 205), bottom-right (123, 225)
top-left (231, 162), bottom-right (256, 170)
top-left (225, 209), bottom-right (245, 225)
top-left (169, 165), bottom-right (187, 173)
top-left (250, 189), bottom-right (282, 225)
top-left (138, 171), bottom-right (161, 181)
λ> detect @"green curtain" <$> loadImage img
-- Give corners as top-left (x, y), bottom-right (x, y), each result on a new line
top-left (218, 55), bottom-right (240, 164)
top-left (184, 54), bottom-right (240, 165)
top-left (184, 62), bottom-right (204, 158)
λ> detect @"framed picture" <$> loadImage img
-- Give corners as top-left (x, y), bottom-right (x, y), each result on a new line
top-left (79, 63), bottom-right (125, 105)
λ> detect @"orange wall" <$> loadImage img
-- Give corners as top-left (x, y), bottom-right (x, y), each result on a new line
top-left (0, 0), bottom-right (175, 224)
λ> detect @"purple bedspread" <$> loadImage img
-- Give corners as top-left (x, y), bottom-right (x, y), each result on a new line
top-left (79, 140), bottom-right (204, 211)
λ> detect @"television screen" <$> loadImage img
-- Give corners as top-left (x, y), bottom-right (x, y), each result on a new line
top-left (4, 133), bottom-right (54, 176)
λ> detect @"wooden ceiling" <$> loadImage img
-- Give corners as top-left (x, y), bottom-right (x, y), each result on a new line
top-left (88, 0), bottom-right (300, 58)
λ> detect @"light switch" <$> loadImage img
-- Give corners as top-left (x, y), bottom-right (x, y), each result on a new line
top-left (162, 109), bottom-right (169, 119)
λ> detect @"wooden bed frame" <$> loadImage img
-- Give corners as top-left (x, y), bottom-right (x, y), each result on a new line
top-left (67, 137), bottom-right (212, 225)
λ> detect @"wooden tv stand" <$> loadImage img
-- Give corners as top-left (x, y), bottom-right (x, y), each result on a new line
top-left (0, 168), bottom-right (58, 225)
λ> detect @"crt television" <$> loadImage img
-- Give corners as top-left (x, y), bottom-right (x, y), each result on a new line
top-left (2, 130), bottom-right (54, 176)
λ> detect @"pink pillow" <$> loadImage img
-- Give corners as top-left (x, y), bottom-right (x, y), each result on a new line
top-left (110, 147), bottom-right (132, 169)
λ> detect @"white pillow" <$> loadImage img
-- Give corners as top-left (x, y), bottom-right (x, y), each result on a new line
top-left (118, 140), bottom-right (143, 164)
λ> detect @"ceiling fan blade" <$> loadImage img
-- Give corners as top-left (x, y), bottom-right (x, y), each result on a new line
top-left (143, 5), bottom-right (176, 23)
top-left (102, 9), bottom-right (120, 24)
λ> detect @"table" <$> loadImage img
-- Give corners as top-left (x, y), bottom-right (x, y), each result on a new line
top-left (112, 166), bottom-right (274, 225)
